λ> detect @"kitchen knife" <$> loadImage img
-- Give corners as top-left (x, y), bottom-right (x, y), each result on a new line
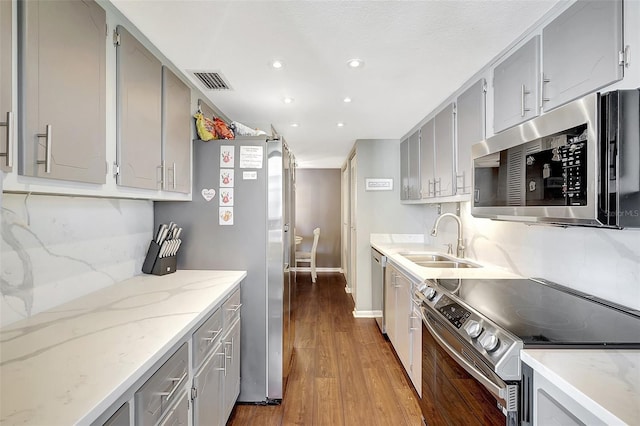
top-left (159, 240), bottom-right (170, 258)
top-left (156, 224), bottom-right (168, 243)
top-left (175, 227), bottom-right (182, 240)
top-left (174, 239), bottom-right (182, 255)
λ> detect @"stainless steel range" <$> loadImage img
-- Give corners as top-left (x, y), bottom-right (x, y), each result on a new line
top-left (415, 277), bottom-right (640, 425)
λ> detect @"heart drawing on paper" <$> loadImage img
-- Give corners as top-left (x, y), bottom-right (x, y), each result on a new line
top-left (201, 188), bottom-right (216, 202)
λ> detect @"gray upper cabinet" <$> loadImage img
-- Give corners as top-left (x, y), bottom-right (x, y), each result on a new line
top-left (456, 79), bottom-right (486, 195)
top-left (407, 130), bottom-right (420, 200)
top-left (116, 25), bottom-right (162, 190)
top-left (434, 103), bottom-right (455, 197)
top-left (493, 36), bottom-right (540, 133)
top-left (542, 1), bottom-right (623, 112)
top-left (162, 67), bottom-right (191, 193)
top-left (19, 0), bottom-right (106, 183)
top-left (0, 0), bottom-right (13, 172)
top-left (419, 119), bottom-right (435, 198)
top-left (400, 138), bottom-right (409, 200)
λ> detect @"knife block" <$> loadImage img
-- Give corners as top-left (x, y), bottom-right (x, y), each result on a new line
top-left (142, 240), bottom-right (177, 275)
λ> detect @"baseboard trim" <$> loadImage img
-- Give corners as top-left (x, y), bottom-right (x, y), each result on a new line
top-left (352, 310), bottom-right (382, 318)
top-left (293, 267), bottom-right (342, 272)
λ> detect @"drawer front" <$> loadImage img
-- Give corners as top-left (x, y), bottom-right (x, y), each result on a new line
top-left (192, 307), bottom-right (223, 369)
top-left (222, 289), bottom-right (241, 328)
top-left (158, 390), bottom-right (189, 426)
top-left (135, 343), bottom-right (188, 426)
top-left (104, 402), bottom-right (130, 426)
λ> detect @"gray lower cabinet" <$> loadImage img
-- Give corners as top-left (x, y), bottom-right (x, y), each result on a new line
top-left (135, 343), bottom-right (189, 425)
top-left (19, 0), bottom-right (106, 183)
top-left (433, 103), bottom-right (455, 197)
top-left (104, 402), bottom-right (130, 426)
top-left (162, 67), bottom-right (191, 193)
top-left (419, 119), bottom-right (435, 198)
top-left (158, 391), bottom-right (189, 426)
top-left (400, 138), bottom-right (409, 200)
top-left (455, 79), bottom-right (486, 195)
top-left (542, 0), bottom-right (623, 112)
top-left (116, 25), bottom-right (162, 190)
top-left (0, 0), bottom-right (13, 172)
top-left (493, 36), bottom-right (540, 133)
top-left (222, 318), bottom-right (241, 421)
top-left (192, 343), bottom-right (224, 426)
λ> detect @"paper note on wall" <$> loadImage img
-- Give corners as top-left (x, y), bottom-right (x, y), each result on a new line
top-left (220, 145), bottom-right (235, 168)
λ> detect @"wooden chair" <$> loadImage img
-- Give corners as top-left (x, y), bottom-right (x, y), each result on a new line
top-left (295, 228), bottom-right (320, 282)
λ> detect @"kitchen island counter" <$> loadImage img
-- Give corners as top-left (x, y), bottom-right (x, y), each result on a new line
top-left (522, 349), bottom-right (640, 425)
top-left (0, 270), bottom-right (246, 425)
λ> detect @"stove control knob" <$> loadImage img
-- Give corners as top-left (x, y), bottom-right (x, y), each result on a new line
top-left (425, 287), bottom-right (437, 301)
top-left (464, 320), bottom-right (483, 339)
top-left (479, 332), bottom-right (500, 352)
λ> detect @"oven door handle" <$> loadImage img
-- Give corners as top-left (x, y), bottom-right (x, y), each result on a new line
top-left (423, 313), bottom-right (509, 405)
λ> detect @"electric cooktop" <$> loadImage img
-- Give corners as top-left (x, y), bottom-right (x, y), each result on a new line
top-left (436, 278), bottom-right (640, 348)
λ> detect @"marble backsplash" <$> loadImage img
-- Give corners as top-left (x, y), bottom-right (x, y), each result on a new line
top-left (429, 202), bottom-right (640, 311)
top-left (1, 193), bottom-right (153, 327)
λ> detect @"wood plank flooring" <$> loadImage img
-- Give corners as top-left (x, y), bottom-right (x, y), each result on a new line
top-left (227, 272), bottom-right (423, 426)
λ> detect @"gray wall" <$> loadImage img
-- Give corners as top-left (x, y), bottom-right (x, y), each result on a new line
top-left (295, 169), bottom-right (341, 268)
top-left (354, 139), bottom-right (434, 312)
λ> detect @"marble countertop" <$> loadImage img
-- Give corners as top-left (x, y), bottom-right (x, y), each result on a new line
top-left (522, 350), bottom-right (640, 425)
top-left (0, 270), bottom-right (246, 425)
top-left (371, 236), bottom-right (520, 282)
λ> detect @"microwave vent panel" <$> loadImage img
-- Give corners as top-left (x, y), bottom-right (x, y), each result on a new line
top-left (507, 147), bottom-right (524, 206)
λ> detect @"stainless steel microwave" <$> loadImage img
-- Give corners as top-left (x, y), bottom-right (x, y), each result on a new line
top-left (472, 89), bottom-right (639, 228)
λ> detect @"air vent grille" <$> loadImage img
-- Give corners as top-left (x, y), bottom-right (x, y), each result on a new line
top-left (507, 147), bottom-right (524, 206)
top-left (191, 71), bottom-right (231, 90)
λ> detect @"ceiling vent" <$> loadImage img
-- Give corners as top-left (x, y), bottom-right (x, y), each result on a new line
top-left (190, 71), bottom-right (232, 91)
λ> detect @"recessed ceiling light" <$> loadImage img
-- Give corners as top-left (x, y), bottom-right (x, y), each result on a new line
top-left (271, 60), bottom-right (284, 69)
top-left (337, 122), bottom-right (345, 127)
top-left (283, 97), bottom-right (294, 104)
top-left (343, 97), bottom-right (352, 103)
top-left (347, 58), bottom-right (364, 68)
top-left (290, 123), bottom-right (299, 127)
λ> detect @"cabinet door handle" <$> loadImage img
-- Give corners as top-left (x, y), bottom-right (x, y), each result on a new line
top-left (456, 172), bottom-right (465, 193)
top-left (541, 74), bottom-right (551, 107)
top-left (228, 303), bottom-right (242, 313)
top-left (215, 351), bottom-right (226, 374)
top-left (0, 111), bottom-right (13, 168)
top-left (36, 124), bottom-right (52, 173)
top-left (520, 85), bottom-right (531, 118)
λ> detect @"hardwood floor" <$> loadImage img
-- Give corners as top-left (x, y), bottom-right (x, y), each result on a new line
top-left (227, 272), bottom-right (423, 426)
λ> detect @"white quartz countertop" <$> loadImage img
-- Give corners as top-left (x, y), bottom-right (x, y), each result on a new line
top-left (0, 270), bottom-right (246, 425)
top-left (371, 239), bottom-right (521, 282)
top-left (522, 350), bottom-right (640, 425)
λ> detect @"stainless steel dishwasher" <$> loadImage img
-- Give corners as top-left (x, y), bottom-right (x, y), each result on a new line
top-left (371, 248), bottom-right (387, 334)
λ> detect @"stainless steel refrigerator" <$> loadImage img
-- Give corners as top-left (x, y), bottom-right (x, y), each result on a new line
top-left (154, 136), bottom-right (295, 403)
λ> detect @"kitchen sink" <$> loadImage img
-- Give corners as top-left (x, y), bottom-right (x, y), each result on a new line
top-left (398, 252), bottom-right (481, 269)
top-left (399, 252), bottom-right (453, 262)
top-left (414, 260), bottom-right (480, 269)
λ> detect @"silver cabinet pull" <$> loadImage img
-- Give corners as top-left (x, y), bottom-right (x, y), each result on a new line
top-left (215, 350), bottom-right (226, 374)
top-left (228, 303), bottom-right (242, 313)
top-left (541, 74), bottom-right (551, 106)
top-left (36, 124), bottom-right (52, 173)
top-left (202, 328), bottom-right (222, 343)
top-left (159, 371), bottom-right (187, 401)
top-left (172, 162), bottom-right (177, 189)
top-left (0, 111), bottom-right (13, 168)
top-left (520, 85), bottom-right (531, 118)
top-left (435, 178), bottom-right (442, 196)
top-left (456, 172), bottom-right (465, 193)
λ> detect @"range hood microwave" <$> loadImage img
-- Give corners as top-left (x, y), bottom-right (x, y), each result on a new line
top-left (472, 89), bottom-right (639, 228)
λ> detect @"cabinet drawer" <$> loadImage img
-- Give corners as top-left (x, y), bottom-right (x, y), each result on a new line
top-left (222, 289), bottom-right (241, 327)
top-left (104, 402), bottom-right (130, 426)
top-left (192, 307), bottom-right (223, 369)
top-left (135, 343), bottom-right (188, 426)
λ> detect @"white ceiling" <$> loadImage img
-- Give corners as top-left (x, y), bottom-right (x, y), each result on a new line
top-left (111, 0), bottom-right (562, 168)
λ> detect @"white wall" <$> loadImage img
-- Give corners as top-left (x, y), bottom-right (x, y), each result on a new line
top-left (429, 202), bottom-right (640, 311)
top-left (1, 193), bottom-right (153, 326)
top-left (353, 139), bottom-right (434, 314)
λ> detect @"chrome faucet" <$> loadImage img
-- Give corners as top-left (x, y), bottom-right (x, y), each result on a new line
top-left (430, 213), bottom-right (465, 258)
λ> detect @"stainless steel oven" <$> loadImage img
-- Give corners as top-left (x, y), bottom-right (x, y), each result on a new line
top-left (415, 277), bottom-right (640, 425)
